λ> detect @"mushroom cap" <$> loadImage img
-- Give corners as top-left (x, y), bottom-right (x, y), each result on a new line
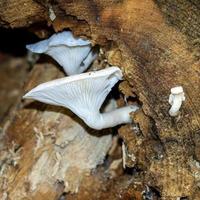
top-left (23, 67), bottom-right (123, 124)
top-left (170, 86), bottom-right (184, 95)
top-left (26, 31), bottom-right (96, 75)
top-left (169, 86), bottom-right (185, 105)
top-left (26, 31), bottom-right (91, 53)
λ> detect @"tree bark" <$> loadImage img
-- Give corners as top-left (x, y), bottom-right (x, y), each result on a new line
top-left (0, 0), bottom-right (199, 199)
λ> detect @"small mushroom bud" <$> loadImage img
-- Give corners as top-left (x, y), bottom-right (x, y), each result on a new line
top-left (168, 86), bottom-right (185, 117)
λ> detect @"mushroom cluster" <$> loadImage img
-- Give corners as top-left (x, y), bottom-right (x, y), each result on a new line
top-left (24, 31), bottom-right (139, 130)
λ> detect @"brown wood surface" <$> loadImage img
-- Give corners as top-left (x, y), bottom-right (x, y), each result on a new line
top-left (0, 0), bottom-right (199, 199)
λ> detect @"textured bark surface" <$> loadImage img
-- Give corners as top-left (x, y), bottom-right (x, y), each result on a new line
top-left (0, 0), bottom-right (199, 199)
top-left (0, 0), bottom-right (46, 27)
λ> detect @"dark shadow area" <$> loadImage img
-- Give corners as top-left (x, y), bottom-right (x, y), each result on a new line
top-left (58, 192), bottom-right (67, 200)
top-left (124, 165), bottom-right (143, 175)
top-left (180, 197), bottom-right (188, 200)
top-left (100, 82), bottom-right (121, 113)
top-left (142, 186), bottom-right (161, 200)
top-left (0, 27), bottom-right (39, 57)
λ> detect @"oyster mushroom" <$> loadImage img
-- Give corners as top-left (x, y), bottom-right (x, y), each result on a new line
top-left (26, 31), bottom-right (97, 75)
top-left (168, 86), bottom-right (185, 117)
top-left (23, 67), bottom-right (139, 130)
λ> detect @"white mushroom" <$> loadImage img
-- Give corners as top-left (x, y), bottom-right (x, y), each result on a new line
top-left (26, 31), bottom-right (97, 75)
top-left (168, 86), bottom-right (185, 117)
top-left (23, 67), bottom-right (139, 130)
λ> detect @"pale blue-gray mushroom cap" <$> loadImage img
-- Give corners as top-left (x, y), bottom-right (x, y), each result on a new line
top-left (23, 67), bottom-right (139, 130)
top-left (26, 31), bottom-right (97, 75)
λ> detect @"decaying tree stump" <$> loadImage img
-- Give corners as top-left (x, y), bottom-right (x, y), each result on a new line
top-left (0, 0), bottom-right (199, 199)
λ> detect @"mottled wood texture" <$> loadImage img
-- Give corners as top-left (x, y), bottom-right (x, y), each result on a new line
top-left (0, 0), bottom-right (199, 199)
top-left (0, 64), bottom-right (112, 200)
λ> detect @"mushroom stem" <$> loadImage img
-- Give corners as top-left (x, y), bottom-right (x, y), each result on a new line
top-left (87, 105), bottom-right (139, 130)
top-left (169, 96), bottom-right (183, 117)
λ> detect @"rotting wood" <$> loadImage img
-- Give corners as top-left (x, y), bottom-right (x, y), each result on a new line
top-left (0, 0), bottom-right (199, 199)
top-left (0, 64), bottom-right (112, 199)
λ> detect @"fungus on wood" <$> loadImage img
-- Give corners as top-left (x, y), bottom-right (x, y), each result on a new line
top-left (23, 67), bottom-right (139, 130)
top-left (0, 0), bottom-right (199, 199)
top-left (26, 31), bottom-right (97, 75)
